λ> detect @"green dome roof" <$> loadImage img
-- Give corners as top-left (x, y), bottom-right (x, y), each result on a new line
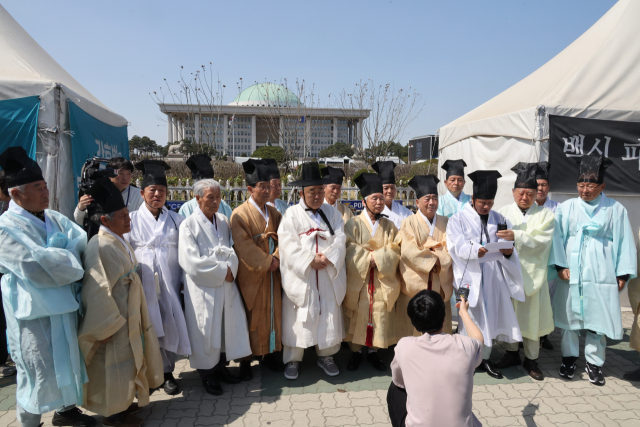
top-left (229, 83), bottom-right (301, 107)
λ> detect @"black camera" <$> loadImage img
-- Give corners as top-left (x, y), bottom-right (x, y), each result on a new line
top-left (78, 158), bottom-right (119, 238)
top-left (456, 284), bottom-right (470, 303)
top-left (497, 218), bottom-right (507, 232)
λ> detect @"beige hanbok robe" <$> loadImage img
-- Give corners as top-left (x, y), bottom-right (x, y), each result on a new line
top-left (344, 212), bottom-right (401, 348)
top-left (629, 231), bottom-right (640, 352)
top-left (78, 230), bottom-right (163, 416)
top-left (326, 199), bottom-right (354, 225)
top-left (398, 213), bottom-right (454, 336)
top-left (231, 200), bottom-right (283, 356)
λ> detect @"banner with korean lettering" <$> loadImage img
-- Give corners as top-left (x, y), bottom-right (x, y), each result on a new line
top-left (548, 115), bottom-right (640, 195)
top-left (68, 101), bottom-right (129, 200)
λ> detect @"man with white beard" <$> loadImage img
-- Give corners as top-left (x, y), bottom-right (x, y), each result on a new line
top-left (278, 163), bottom-right (347, 380)
top-left (179, 179), bottom-right (251, 395)
top-left (125, 160), bottom-right (191, 395)
top-left (446, 170), bottom-right (525, 379)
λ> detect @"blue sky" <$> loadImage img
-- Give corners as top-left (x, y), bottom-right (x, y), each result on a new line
top-left (3, 0), bottom-right (617, 147)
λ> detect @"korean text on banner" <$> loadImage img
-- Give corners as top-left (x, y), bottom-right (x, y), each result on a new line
top-left (68, 101), bottom-right (128, 200)
top-left (548, 115), bottom-right (640, 195)
top-left (0, 96), bottom-right (40, 159)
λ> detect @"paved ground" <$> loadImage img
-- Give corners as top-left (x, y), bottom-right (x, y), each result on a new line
top-left (1, 312), bottom-right (639, 427)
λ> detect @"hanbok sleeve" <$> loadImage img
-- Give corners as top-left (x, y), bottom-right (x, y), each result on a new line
top-left (231, 211), bottom-right (273, 276)
top-left (278, 215), bottom-right (315, 278)
top-left (550, 204), bottom-right (569, 270)
top-left (612, 205), bottom-right (638, 281)
top-left (344, 219), bottom-right (372, 312)
top-left (321, 212), bottom-right (347, 278)
top-left (178, 222), bottom-right (230, 287)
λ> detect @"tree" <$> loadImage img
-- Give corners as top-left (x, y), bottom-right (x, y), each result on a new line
top-left (129, 135), bottom-right (161, 159)
top-left (318, 142), bottom-right (354, 158)
top-left (251, 146), bottom-right (286, 163)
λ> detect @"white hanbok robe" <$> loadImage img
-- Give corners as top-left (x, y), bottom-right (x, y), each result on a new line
top-left (125, 207), bottom-right (190, 356)
top-left (278, 202), bottom-right (347, 350)
top-left (383, 201), bottom-right (412, 230)
top-left (539, 197), bottom-right (558, 213)
top-left (179, 207), bottom-right (251, 369)
top-left (446, 202), bottom-right (525, 346)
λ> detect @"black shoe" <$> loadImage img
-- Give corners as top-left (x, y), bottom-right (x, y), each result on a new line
top-left (540, 335), bottom-right (554, 351)
top-left (478, 360), bottom-right (503, 379)
top-left (523, 358), bottom-right (544, 381)
top-left (494, 350), bottom-right (521, 369)
top-left (239, 360), bottom-right (253, 381)
top-left (214, 366), bottom-right (241, 384)
top-left (163, 372), bottom-right (180, 395)
top-left (624, 367), bottom-right (640, 382)
top-left (585, 362), bottom-right (605, 386)
top-left (559, 356), bottom-right (578, 380)
top-left (52, 407), bottom-right (97, 427)
top-left (202, 375), bottom-right (223, 396)
top-left (347, 351), bottom-right (363, 371)
top-left (261, 352), bottom-right (286, 372)
top-left (367, 351), bottom-right (387, 371)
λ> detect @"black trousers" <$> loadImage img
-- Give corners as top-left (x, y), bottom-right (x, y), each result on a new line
top-left (0, 275), bottom-right (7, 365)
top-left (387, 382), bottom-right (407, 427)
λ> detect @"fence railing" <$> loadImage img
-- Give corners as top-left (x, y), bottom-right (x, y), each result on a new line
top-left (140, 178), bottom-right (417, 210)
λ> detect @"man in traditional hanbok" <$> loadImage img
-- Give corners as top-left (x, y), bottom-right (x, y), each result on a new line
top-left (179, 179), bottom-right (251, 395)
top-left (344, 173), bottom-right (400, 372)
top-left (278, 163), bottom-right (347, 380)
top-left (75, 157), bottom-right (143, 226)
top-left (179, 154), bottom-right (233, 219)
top-left (322, 166), bottom-right (354, 225)
top-left (446, 170), bottom-right (525, 379)
top-left (398, 175), bottom-right (454, 336)
top-left (79, 177), bottom-right (163, 427)
top-left (231, 159), bottom-right (285, 376)
top-left (371, 161), bottom-right (412, 229)
top-left (437, 159), bottom-right (471, 218)
top-left (551, 155), bottom-right (637, 386)
top-left (495, 163), bottom-right (555, 381)
top-left (266, 159), bottom-right (289, 215)
top-left (0, 147), bottom-right (95, 427)
top-left (625, 229), bottom-right (640, 382)
top-left (125, 160), bottom-right (190, 395)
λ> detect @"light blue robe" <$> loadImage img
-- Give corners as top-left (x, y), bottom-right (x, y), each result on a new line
top-left (179, 198), bottom-right (233, 220)
top-left (269, 199), bottom-right (289, 216)
top-left (550, 194), bottom-right (637, 339)
top-left (0, 202), bottom-right (88, 414)
top-left (437, 191), bottom-right (471, 218)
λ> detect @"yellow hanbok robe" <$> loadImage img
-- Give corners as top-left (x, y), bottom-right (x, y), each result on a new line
top-left (498, 203), bottom-right (555, 340)
top-left (628, 230), bottom-right (640, 352)
top-left (344, 212), bottom-right (401, 348)
top-left (398, 213), bottom-right (454, 336)
top-left (78, 230), bottom-right (163, 416)
top-left (335, 200), bottom-right (354, 225)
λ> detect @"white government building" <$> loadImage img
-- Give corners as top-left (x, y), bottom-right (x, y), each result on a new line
top-left (159, 83), bottom-right (370, 157)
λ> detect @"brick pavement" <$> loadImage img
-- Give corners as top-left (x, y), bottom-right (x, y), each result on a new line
top-left (0, 312), bottom-right (639, 426)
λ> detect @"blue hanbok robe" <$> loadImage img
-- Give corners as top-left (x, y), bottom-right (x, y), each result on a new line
top-left (550, 194), bottom-right (637, 340)
top-left (437, 191), bottom-right (472, 218)
top-left (0, 202), bottom-right (87, 414)
top-left (268, 199), bottom-right (290, 216)
top-left (179, 198), bottom-right (233, 220)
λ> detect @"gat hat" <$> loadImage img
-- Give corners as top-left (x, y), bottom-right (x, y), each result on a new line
top-left (135, 160), bottom-right (171, 188)
top-left (242, 159), bottom-right (272, 186)
top-left (536, 162), bottom-right (551, 182)
top-left (468, 170), bottom-right (502, 199)
top-left (354, 173), bottom-right (384, 199)
top-left (86, 177), bottom-right (126, 215)
top-left (0, 146), bottom-right (44, 188)
top-left (264, 159), bottom-right (281, 180)
top-left (511, 162), bottom-right (539, 190)
top-left (575, 155), bottom-right (612, 184)
top-left (408, 175), bottom-right (440, 199)
top-left (288, 162), bottom-right (331, 187)
top-left (441, 159), bottom-right (467, 179)
top-left (321, 166), bottom-right (346, 186)
top-left (371, 161), bottom-right (396, 185)
top-left (185, 154), bottom-right (214, 181)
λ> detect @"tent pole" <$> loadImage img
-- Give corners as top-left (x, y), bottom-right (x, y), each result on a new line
top-left (52, 86), bottom-right (61, 212)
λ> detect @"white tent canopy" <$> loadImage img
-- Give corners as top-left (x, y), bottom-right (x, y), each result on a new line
top-left (0, 5), bottom-right (127, 217)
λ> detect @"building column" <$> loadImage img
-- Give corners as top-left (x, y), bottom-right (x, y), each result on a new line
top-left (333, 117), bottom-right (338, 145)
top-left (182, 120), bottom-right (186, 141)
top-left (278, 116), bottom-right (284, 147)
top-left (173, 116), bottom-right (179, 142)
top-left (223, 114), bottom-right (229, 155)
top-left (305, 116), bottom-right (311, 157)
top-left (195, 113), bottom-right (200, 144)
top-left (357, 119), bottom-right (363, 154)
top-left (167, 116), bottom-right (174, 144)
top-left (176, 119), bottom-right (182, 141)
top-left (251, 115), bottom-right (257, 153)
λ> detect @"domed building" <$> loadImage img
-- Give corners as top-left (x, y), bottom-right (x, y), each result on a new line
top-left (159, 82), bottom-right (370, 158)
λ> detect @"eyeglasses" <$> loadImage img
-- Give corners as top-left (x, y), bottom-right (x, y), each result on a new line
top-left (577, 183), bottom-right (601, 190)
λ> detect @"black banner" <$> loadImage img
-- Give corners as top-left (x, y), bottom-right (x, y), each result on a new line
top-left (548, 115), bottom-right (640, 194)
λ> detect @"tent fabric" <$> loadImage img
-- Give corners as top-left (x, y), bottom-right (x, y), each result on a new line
top-left (0, 96), bottom-right (39, 159)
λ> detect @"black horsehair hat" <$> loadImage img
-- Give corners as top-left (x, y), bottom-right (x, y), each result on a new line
top-left (289, 162), bottom-right (331, 187)
top-left (441, 159), bottom-right (467, 179)
top-left (0, 146), bottom-right (44, 188)
top-left (468, 170), bottom-right (502, 199)
top-left (354, 173), bottom-right (384, 199)
top-left (536, 162), bottom-right (551, 182)
top-left (185, 154), bottom-right (214, 181)
top-left (264, 159), bottom-right (281, 180)
top-left (321, 166), bottom-right (345, 186)
top-left (408, 175), bottom-right (440, 199)
top-left (575, 154), bottom-right (612, 184)
top-left (511, 163), bottom-right (539, 190)
top-left (135, 160), bottom-right (171, 188)
top-left (86, 177), bottom-right (126, 215)
top-left (242, 159), bottom-right (272, 186)
top-left (371, 161), bottom-right (396, 185)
